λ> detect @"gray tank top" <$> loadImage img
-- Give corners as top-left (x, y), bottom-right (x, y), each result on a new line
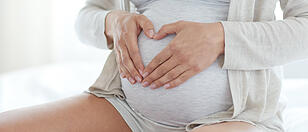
top-left (121, 0), bottom-right (232, 127)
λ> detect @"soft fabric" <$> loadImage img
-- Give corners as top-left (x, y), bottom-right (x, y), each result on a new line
top-left (104, 96), bottom-right (187, 132)
top-left (118, 0), bottom-right (232, 127)
top-left (75, 0), bottom-right (308, 131)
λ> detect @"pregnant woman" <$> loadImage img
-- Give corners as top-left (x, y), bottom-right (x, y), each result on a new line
top-left (1, 0), bottom-right (308, 132)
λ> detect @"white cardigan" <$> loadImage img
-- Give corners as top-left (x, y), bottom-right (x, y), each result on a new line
top-left (75, 0), bottom-right (308, 131)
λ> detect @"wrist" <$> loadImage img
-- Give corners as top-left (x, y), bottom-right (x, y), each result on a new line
top-left (105, 11), bottom-right (115, 44)
top-left (105, 10), bottom-right (127, 43)
top-left (105, 11), bottom-right (118, 42)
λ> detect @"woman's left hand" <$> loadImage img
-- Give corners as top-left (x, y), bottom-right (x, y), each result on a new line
top-left (140, 21), bottom-right (225, 89)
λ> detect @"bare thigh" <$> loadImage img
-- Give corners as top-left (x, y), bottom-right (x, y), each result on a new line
top-left (0, 93), bottom-right (132, 132)
top-left (191, 121), bottom-right (261, 132)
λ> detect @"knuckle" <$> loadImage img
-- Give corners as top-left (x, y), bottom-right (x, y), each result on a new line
top-left (180, 55), bottom-right (188, 62)
top-left (174, 51), bottom-right (187, 62)
top-left (168, 45), bottom-right (178, 53)
top-left (192, 65), bottom-right (201, 72)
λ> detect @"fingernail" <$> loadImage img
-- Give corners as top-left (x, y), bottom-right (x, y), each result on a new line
top-left (135, 76), bottom-right (142, 83)
top-left (129, 77), bottom-right (135, 84)
top-left (142, 81), bottom-right (149, 87)
top-left (148, 30), bottom-right (154, 38)
top-left (142, 72), bottom-right (149, 78)
top-left (163, 83), bottom-right (170, 89)
top-left (150, 83), bottom-right (157, 89)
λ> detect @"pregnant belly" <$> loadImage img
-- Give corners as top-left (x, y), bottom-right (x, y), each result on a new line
top-left (121, 2), bottom-right (232, 127)
top-left (121, 32), bottom-right (232, 127)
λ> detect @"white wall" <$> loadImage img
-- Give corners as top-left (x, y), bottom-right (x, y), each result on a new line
top-left (0, 0), bottom-right (307, 78)
top-left (0, 0), bottom-right (109, 74)
top-left (0, 0), bottom-right (53, 73)
top-left (50, 0), bottom-right (109, 63)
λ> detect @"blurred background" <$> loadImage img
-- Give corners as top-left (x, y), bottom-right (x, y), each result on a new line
top-left (0, 0), bottom-right (307, 131)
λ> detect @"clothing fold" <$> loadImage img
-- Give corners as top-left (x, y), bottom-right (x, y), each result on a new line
top-left (74, 0), bottom-right (308, 131)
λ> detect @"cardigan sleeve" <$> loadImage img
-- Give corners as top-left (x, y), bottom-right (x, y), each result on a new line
top-left (75, 0), bottom-right (122, 50)
top-left (220, 0), bottom-right (308, 70)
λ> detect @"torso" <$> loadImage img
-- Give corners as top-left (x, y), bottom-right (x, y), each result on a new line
top-left (121, 0), bottom-right (232, 127)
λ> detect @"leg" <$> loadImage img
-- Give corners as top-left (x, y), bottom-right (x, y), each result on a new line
top-left (0, 93), bottom-right (132, 132)
top-left (191, 121), bottom-right (261, 132)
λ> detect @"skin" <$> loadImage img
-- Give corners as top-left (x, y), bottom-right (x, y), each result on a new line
top-left (0, 93), bottom-right (261, 132)
top-left (0, 10), bottom-right (261, 132)
top-left (140, 21), bottom-right (226, 89)
top-left (107, 10), bottom-right (226, 89)
top-left (0, 93), bottom-right (132, 132)
top-left (105, 10), bottom-right (156, 84)
top-left (104, 11), bottom-right (261, 131)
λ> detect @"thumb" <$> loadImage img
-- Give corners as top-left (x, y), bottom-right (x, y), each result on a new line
top-left (136, 15), bottom-right (155, 38)
top-left (153, 22), bottom-right (178, 40)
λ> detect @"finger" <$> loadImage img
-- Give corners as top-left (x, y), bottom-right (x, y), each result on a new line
top-left (116, 53), bottom-right (125, 78)
top-left (115, 44), bottom-right (125, 78)
top-left (120, 43), bottom-right (142, 84)
top-left (142, 57), bottom-right (178, 88)
top-left (118, 50), bottom-right (136, 84)
top-left (154, 22), bottom-right (179, 40)
top-left (116, 37), bottom-right (137, 84)
top-left (141, 46), bottom-right (173, 79)
top-left (136, 15), bottom-right (155, 38)
top-left (150, 64), bottom-right (189, 89)
top-left (118, 59), bottom-right (128, 79)
top-left (163, 69), bottom-right (195, 89)
top-left (125, 33), bottom-right (145, 77)
top-left (116, 47), bottom-right (129, 79)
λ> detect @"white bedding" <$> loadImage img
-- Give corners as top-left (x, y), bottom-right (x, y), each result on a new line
top-left (0, 61), bottom-right (307, 132)
top-left (0, 61), bottom-right (105, 112)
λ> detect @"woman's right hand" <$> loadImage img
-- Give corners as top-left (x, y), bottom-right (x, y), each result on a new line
top-left (105, 10), bottom-right (155, 85)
